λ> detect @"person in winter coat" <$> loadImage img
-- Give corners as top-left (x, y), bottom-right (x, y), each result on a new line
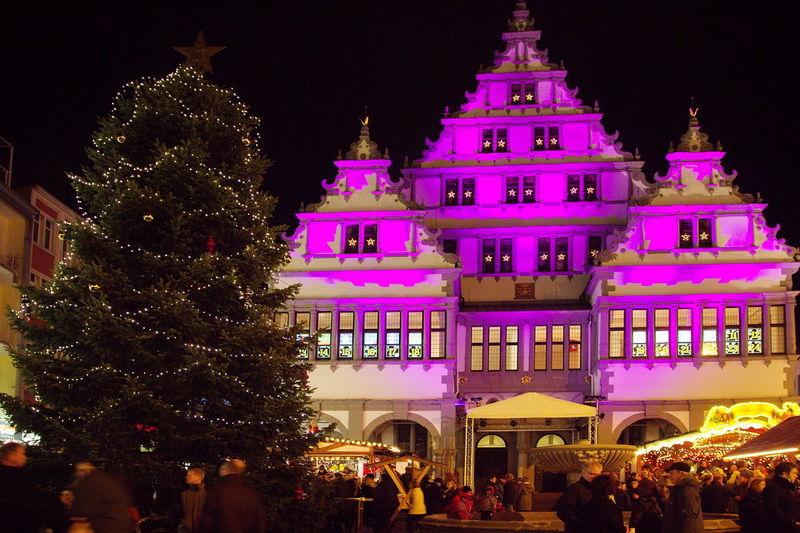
top-left (577, 474), bottom-right (626, 533)
top-left (738, 477), bottom-right (765, 533)
top-left (476, 486), bottom-right (498, 520)
top-left (700, 474), bottom-right (733, 514)
top-left (629, 494), bottom-right (662, 533)
top-left (197, 460), bottom-right (266, 533)
top-left (761, 461), bottom-right (800, 533)
top-left (359, 473), bottom-right (378, 529)
top-left (178, 468), bottom-right (207, 533)
top-left (660, 461), bottom-right (703, 533)
top-left (555, 462), bottom-right (601, 533)
top-left (502, 474), bottom-right (519, 512)
top-left (443, 486), bottom-right (474, 520)
top-left (374, 472), bottom-right (400, 533)
top-left (423, 477), bottom-right (444, 516)
top-left (406, 480), bottom-right (426, 532)
top-left (516, 477), bottom-right (534, 511)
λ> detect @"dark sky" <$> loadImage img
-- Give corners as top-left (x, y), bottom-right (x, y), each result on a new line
top-left (2, 1), bottom-right (799, 244)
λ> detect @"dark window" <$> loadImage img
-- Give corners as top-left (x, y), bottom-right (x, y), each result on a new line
top-left (538, 238), bottom-right (551, 272)
top-left (482, 130), bottom-right (494, 153)
top-left (461, 178), bottom-right (475, 205)
top-left (506, 176), bottom-right (519, 203)
top-left (679, 220), bottom-right (693, 248)
top-left (482, 239), bottom-right (496, 274)
top-left (344, 225), bottom-right (360, 253)
top-left (522, 176), bottom-right (536, 203)
top-left (588, 235), bottom-right (602, 264)
top-left (496, 129), bottom-right (508, 152)
top-left (533, 127), bottom-right (546, 151)
top-left (444, 179), bottom-right (459, 206)
top-left (363, 225), bottom-right (378, 253)
top-left (524, 84), bottom-right (535, 103)
top-left (499, 239), bottom-right (513, 273)
top-left (698, 218), bottom-right (712, 247)
top-left (442, 239), bottom-right (457, 255)
top-left (584, 174), bottom-right (597, 201)
top-left (555, 237), bottom-right (569, 271)
top-left (567, 175), bottom-right (580, 201)
top-left (511, 84), bottom-right (522, 104)
top-left (547, 126), bottom-right (561, 150)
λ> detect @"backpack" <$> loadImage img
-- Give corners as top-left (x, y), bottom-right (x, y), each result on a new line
top-left (478, 493), bottom-right (497, 511)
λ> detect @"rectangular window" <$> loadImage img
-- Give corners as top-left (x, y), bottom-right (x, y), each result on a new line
top-left (407, 311), bottom-right (424, 359)
top-left (295, 312), bottom-right (310, 359)
top-left (316, 311), bottom-right (332, 359)
top-left (385, 311), bottom-right (401, 359)
top-left (482, 239), bottom-right (496, 274)
top-left (568, 325), bottom-right (582, 370)
top-left (698, 218), bottom-right (713, 247)
top-left (487, 326), bottom-right (501, 371)
top-left (505, 326), bottom-right (519, 371)
top-left (510, 83), bottom-right (522, 104)
top-left (442, 239), bottom-right (457, 255)
top-left (499, 239), bottom-right (513, 273)
top-left (584, 174), bottom-right (597, 201)
top-left (534, 326), bottom-right (547, 370)
top-left (654, 309), bottom-right (670, 358)
top-left (567, 175), bottom-right (580, 202)
top-left (506, 176), bottom-right (520, 203)
top-left (363, 311), bottom-right (379, 359)
top-left (496, 129), bottom-right (508, 152)
top-left (533, 127), bottom-right (546, 151)
top-left (770, 305), bottom-right (786, 354)
top-left (32, 214), bottom-right (40, 243)
top-left (338, 311), bottom-right (355, 359)
top-left (677, 308), bottom-right (692, 357)
top-left (522, 176), bottom-right (536, 203)
top-left (275, 312), bottom-right (289, 328)
top-left (555, 237), bottom-right (569, 272)
top-left (631, 309), bottom-right (648, 358)
top-left (482, 129), bottom-right (494, 153)
top-left (701, 308), bottom-right (718, 356)
top-left (363, 225), bottom-right (378, 253)
top-left (524, 84), bottom-right (535, 104)
top-left (344, 225), bottom-right (360, 253)
top-left (430, 311), bottom-right (446, 359)
top-left (547, 126), bottom-right (561, 150)
top-left (461, 178), bottom-right (475, 205)
top-left (538, 237), bottom-right (551, 272)
top-left (679, 220), bottom-right (694, 249)
top-left (551, 325), bottom-right (565, 370)
top-left (747, 306), bottom-right (763, 355)
top-left (609, 309), bottom-right (625, 358)
top-left (445, 179), bottom-right (459, 206)
top-left (470, 326), bottom-right (484, 371)
top-left (724, 307), bottom-right (740, 356)
top-left (588, 236), bottom-right (602, 265)
top-left (43, 219), bottom-right (53, 250)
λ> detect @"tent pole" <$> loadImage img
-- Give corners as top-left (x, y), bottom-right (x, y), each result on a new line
top-left (589, 416), bottom-right (598, 444)
top-left (465, 417), bottom-right (474, 488)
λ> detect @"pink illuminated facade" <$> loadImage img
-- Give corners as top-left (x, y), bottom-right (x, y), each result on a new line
top-left (281, 3), bottom-right (799, 481)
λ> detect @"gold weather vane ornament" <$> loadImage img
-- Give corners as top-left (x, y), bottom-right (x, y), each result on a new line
top-left (174, 31), bottom-right (226, 73)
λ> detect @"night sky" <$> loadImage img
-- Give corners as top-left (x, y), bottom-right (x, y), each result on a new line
top-left (2, 2), bottom-right (799, 245)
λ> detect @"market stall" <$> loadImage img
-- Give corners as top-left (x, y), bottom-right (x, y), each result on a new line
top-left (306, 436), bottom-right (402, 476)
top-left (724, 415), bottom-right (800, 462)
top-left (636, 401), bottom-right (799, 466)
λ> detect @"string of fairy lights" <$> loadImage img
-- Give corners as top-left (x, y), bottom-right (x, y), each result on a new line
top-left (18, 67), bottom-right (311, 431)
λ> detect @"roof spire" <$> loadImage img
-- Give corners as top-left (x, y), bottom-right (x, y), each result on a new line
top-left (675, 100), bottom-right (714, 152)
top-left (344, 115), bottom-right (384, 160)
top-left (508, 2), bottom-right (534, 32)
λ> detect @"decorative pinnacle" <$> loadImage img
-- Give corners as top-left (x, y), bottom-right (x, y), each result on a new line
top-left (344, 116), bottom-right (384, 160)
top-left (675, 103), bottom-right (714, 152)
top-left (508, 2), bottom-right (533, 32)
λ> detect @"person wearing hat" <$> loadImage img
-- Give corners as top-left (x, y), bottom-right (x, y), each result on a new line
top-left (661, 461), bottom-right (703, 533)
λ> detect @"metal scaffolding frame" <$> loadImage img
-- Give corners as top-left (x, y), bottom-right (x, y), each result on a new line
top-left (464, 416), bottom-right (474, 489)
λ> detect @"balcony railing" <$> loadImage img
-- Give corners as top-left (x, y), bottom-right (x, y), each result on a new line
top-left (0, 239), bottom-right (19, 277)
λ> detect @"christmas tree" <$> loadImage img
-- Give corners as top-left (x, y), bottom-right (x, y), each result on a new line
top-left (0, 66), bottom-right (324, 524)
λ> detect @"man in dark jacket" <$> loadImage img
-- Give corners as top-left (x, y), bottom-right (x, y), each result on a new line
top-left (761, 461), bottom-right (800, 533)
top-left (197, 459), bottom-right (266, 533)
top-left (700, 473), bottom-right (732, 514)
top-left (502, 473), bottom-right (519, 512)
top-left (178, 467), bottom-right (207, 533)
top-left (554, 461), bottom-right (601, 533)
top-left (0, 442), bottom-right (41, 533)
top-left (423, 477), bottom-right (444, 515)
top-left (661, 461), bottom-right (703, 533)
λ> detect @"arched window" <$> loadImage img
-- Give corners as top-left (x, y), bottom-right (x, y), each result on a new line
top-left (477, 434), bottom-right (507, 448)
top-left (617, 418), bottom-right (680, 446)
top-left (536, 433), bottom-right (566, 447)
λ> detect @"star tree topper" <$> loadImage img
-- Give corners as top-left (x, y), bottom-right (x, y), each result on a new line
top-left (174, 31), bottom-right (226, 72)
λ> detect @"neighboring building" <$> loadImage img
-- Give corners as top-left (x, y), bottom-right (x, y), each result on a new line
top-left (281, 3), bottom-right (798, 484)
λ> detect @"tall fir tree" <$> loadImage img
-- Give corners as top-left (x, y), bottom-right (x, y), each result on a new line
top-left (0, 66), bottom-right (325, 525)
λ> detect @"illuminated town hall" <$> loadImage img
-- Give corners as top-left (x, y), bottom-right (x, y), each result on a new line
top-left (278, 3), bottom-right (799, 483)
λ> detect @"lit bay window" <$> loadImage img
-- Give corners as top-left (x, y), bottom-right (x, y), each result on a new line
top-left (568, 325), bottom-right (582, 370)
top-left (505, 326), bottom-right (519, 370)
top-left (295, 312), bottom-right (310, 359)
top-left (338, 311), bottom-right (354, 359)
top-left (608, 310), bottom-right (625, 358)
top-left (551, 326), bottom-right (565, 370)
top-left (534, 326), bottom-right (547, 370)
top-left (363, 311), bottom-right (379, 359)
top-left (470, 326), bottom-right (484, 371)
top-left (747, 306), bottom-right (763, 355)
top-left (654, 309), bottom-right (670, 357)
top-left (631, 309), bottom-right (648, 358)
top-left (407, 311), bottom-right (424, 359)
top-left (316, 311), bottom-right (332, 359)
top-left (701, 308), bottom-right (718, 356)
top-left (430, 311), bottom-right (446, 359)
top-left (677, 308), bottom-right (692, 356)
top-left (770, 305), bottom-right (786, 354)
top-left (385, 311), bottom-right (401, 359)
top-left (724, 307), bottom-right (740, 355)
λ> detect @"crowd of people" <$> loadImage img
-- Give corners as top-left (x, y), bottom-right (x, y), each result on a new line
top-left (0, 442), bottom-right (268, 533)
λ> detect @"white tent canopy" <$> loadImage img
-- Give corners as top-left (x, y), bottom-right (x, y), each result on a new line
top-left (463, 393), bottom-right (598, 488)
top-left (466, 392), bottom-right (597, 419)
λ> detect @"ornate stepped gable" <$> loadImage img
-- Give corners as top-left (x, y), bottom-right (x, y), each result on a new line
top-left (597, 111), bottom-right (797, 273)
top-left (281, 120), bottom-right (455, 283)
